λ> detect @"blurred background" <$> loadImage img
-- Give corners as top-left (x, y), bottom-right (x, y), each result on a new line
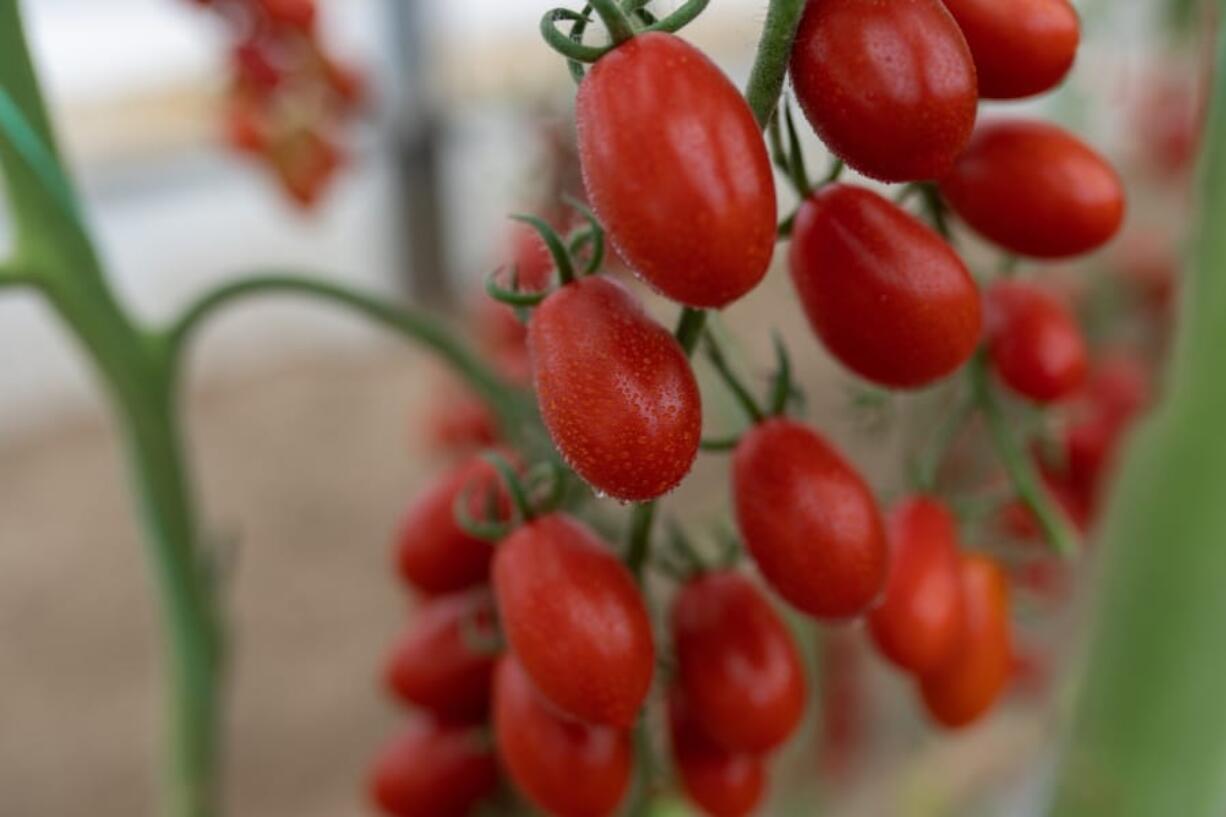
top-left (0, 0), bottom-right (1204, 815)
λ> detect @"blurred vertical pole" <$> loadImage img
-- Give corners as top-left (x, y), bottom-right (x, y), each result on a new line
top-left (1049, 8), bottom-right (1226, 817)
top-left (386, 0), bottom-right (452, 304)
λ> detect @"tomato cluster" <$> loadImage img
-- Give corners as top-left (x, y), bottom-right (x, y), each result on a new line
top-left (369, 0), bottom-right (1139, 812)
top-left (187, 0), bottom-right (363, 207)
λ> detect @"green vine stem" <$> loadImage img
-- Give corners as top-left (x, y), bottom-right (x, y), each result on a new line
top-left (161, 274), bottom-right (528, 438)
top-left (1050, 16), bottom-right (1226, 817)
top-left (744, 0), bottom-right (806, 127)
top-left (969, 350), bottom-right (1079, 559)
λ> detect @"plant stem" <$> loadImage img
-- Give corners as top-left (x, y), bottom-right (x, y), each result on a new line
top-left (912, 388), bottom-right (974, 493)
top-left (969, 350), bottom-right (1078, 558)
top-left (588, 0), bottom-right (636, 44)
top-left (162, 273), bottom-right (530, 441)
top-left (625, 501), bottom-right (658, 581)
top-left (1049, 18), bottom-right (1226, 817)
top-left (744, 0), bottom-right (807, 127)
top-left (674, 306), bottom-right (708, 355)
top-left (704, 332), bottom-right (767, 423)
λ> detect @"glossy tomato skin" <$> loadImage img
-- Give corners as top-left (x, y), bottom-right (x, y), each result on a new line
top-left (384, 590), bottom-right (498, 723)
top-left (939, 0), bottom-right (1079, 99)
top-left (919, 554), bottom-right (1013, 728)
top-left (669, 690), bottom-right (767, 817)
top-left (577, 32), bottom-right (776, 308)
top-left (789, 184), bottom-right (983, 389)
top-left (733, 419), bottom-right (888, 619)
top-left (529, 276), bottom-right (701, 502)
top-left (368, 719), bottom-right (499, 817)
top-left (790, 0), bottom-right (978, 182)
top-left (493, 514), bottom-right (654, 728)
top-left (940, 120), bottom-right (1125, 258)
top-left (672, 572), bottom-right (806, 753)
top-left (868, 497), bottom-right (965, 675)
top-left (493, 656), bottom-right (632, 817)
top-left (985, 281), bottom-right (1088, 402)
top-left (394, 457), bottom-right (502, 595)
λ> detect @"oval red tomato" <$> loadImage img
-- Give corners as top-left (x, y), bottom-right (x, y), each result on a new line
top-left (672, 571), bottom-right (806, 753)
top-left (493, 656), bottom-right (632, 817)
top-left (493, 513), bottom-right (654, 728)
top-left (384, 589), bottom-right (498, 723)
top-left (577, 32), bottom-right (776, 308)
top-left (529, 276), bottom-right (701, 502)
top-left (939, 0), bottom-right (1079, 99)
top-left (394, 456), bottom-right (503, 595)
top-left (668, 689), bottom-right (766, 817)
top-left (790, 0), bottom-right (978, 182)
top-left (940, 120), bottom-right (1126, 258)
top-left (789, 184), bottom-right (983, 389)
top-left (368, 719), bottom-right (498, 817)
top-left (919, 554), bottom-right (1013, 728)
top-left (985, 281), bottom-right (1088, 402)
top-left (733, 418), bottom-right (888, 619)
top-left (868, 497), bottom-right (965, 675)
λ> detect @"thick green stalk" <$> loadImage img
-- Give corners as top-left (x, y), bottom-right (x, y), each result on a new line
top-left (1, 5), bottom-right (221, 815)
top-left (744, 0), bottom-right (806, 126)
top-left (1049, 16), bottom-right (1226, 817)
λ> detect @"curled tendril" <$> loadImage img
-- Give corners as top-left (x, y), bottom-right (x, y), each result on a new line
top-left (510, 213), bottom-right (577, 286)
top-left (768, 330), bottom-right (794, 416)
top-left (563, 194), bottom-right (606, 275)
top-left (567, 5), bottom-right (595, 83)
top-left (485, 265), bottom-right (549, 307)
top-left (541, 8), bottom-right (611, 64)
top-left (452, 481), bottom-right (513, 542)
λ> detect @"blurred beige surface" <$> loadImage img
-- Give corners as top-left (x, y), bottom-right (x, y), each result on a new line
top-left (0, 350), bottom-right (434, 817)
